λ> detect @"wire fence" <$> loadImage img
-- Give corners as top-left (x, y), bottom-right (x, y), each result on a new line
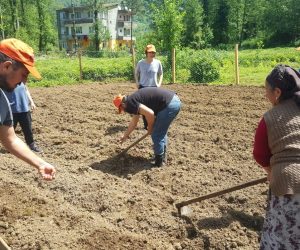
top-left (33, 47), bottom-right (300, 87)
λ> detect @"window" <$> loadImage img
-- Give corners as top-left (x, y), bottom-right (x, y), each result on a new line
top-left (124, 28), bottom-right (130, 36)
top-left (119, 29), bottom-right (123, 33)
top-left (75, 12), bottom-right (81, 18)
top-left (75, 26), bottom-right (82, 34)
top-left (89, 26), bottom-right (94, 33)
top-left (88, 11), bottom-right (93, 18)
top-left (65, 27), bottom-right (69, 35)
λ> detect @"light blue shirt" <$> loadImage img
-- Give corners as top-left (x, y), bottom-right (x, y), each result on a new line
top-left (4, 83), bottom-right (30, 113)
top-left (135, 59), bottom-right (163, 88)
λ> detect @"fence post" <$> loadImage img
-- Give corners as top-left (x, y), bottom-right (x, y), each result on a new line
top-left (132, 47), bottom-right (136, 82)
top-left (235, 44), bottom-right (240, 85)
top-left (172, 48), bottom-right (176, 84)
top-left (78, 49), bottom-right (83, 82)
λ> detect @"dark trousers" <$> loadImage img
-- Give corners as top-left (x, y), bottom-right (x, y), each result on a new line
top-left (13, 112), bottom-right (34, 145)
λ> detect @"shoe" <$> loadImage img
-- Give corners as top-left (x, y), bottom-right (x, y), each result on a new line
top-left (29, 142), bottom-right (43, 153)
top-left (153, 154), bottom-right (164, 167)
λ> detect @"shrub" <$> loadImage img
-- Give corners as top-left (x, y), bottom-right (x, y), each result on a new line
top-left (176, 69), bottom-right (191, 83)
top-left (189, 58), bottom-right (220, 83)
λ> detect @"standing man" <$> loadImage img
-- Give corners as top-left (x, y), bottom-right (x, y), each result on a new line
top-left (4, 82), bottom-right (43, 153)
top-left (135, 44), bottom-right (163, 89)
top-left (0, 38), bottom-right (55, 180)
top-left (113, 87), bottom-right (181, 167)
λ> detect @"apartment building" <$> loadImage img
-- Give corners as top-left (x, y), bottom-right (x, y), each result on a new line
top-left (56, 2), bottom-right (135, 51)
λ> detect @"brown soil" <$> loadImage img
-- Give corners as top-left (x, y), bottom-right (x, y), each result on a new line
top-left (0, 83), bottom-right (270, 250)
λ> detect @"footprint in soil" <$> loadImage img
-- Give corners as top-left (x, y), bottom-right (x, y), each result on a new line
top-left (89, 154), bottom-right (152, 177)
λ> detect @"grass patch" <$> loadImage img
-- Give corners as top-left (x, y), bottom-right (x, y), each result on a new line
top-left (27, 47), bottom-right (300, 87)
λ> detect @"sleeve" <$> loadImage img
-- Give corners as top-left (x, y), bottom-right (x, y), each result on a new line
top-left (253, 117), bottom-right (272, 167)
top-left (0, 91), bottom-right (13, 126)
top-left (158, 61), bottom-right (163, 75)
top-left (125, 98), bottom-right (140, 115)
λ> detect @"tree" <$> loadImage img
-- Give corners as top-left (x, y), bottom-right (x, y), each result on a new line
top-left (151, 0), bottom-right (185, 52)
top-left (182, 0), bottom-right (207, 49)
top-left (263, 0), bottom-right (300, 46)
top-left (212, 0), bottom-right (230, 45)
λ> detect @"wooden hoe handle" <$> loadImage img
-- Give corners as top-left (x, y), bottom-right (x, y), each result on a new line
top-left (175, 177), bottom-right (268, 211)
top-left (115, 133), bottom-right (148, 158)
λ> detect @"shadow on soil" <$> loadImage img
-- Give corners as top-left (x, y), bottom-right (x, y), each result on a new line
top-left (104, 125), bottom-right (127, 136)
top-left (197, 208), bottom-right (264, 232)
top-left (89, 154), bottom-right (153, 177)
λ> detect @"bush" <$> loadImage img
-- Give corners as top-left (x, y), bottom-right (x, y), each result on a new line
top-left (176, 69), bottom-right (191, 83)
top-left (189, 58), bottom-right (220, 83)
top-left (241, 38), bottom-right (265, 49)
top-left (82, 57), bottom-right (133, 81)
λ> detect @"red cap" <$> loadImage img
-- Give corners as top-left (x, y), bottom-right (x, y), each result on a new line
top-left (113, 94), bottom-right (125, 113)
top-left (0, 38), bottom-right (41, 79)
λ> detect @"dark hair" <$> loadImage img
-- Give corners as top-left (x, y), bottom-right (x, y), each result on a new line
top-left (266, 64), bottom-right (300, 105)
top-left (0, 52), bottom-right (24, 70)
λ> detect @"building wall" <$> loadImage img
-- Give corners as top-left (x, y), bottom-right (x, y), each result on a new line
top-left (57, 4), bottom-right (135, 51)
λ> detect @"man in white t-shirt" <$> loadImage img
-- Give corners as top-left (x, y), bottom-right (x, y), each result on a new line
top-left (135, 44), bottom-right (163, 89)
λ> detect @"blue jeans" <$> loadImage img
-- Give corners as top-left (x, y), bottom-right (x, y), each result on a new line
top-left (151, 94), bottom-right (181, 155)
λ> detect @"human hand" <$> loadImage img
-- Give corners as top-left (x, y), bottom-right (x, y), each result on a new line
top-left (263, 166), bottom-right (272, 181)
top-left (38, 162), bottom-right (56, 180)
top-left (30, 102), bottom-right (36, 111)
top-left (147, 126), bottom-right (153, 135)
top-left (120, 135), bottom-right (129, 144)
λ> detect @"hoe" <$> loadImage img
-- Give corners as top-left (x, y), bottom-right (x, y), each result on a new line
top-left (175, 177), bottom-right (268, 216)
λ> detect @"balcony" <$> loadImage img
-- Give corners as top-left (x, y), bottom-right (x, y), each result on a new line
top-left (64, 18), bottom-right (93, 25)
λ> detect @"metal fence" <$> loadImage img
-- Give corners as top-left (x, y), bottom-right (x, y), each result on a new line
top-left (33, 47), bottom-right (300, 86)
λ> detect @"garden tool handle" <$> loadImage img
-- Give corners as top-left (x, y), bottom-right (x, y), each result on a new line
top-left (115, 133), bottom-right (148, 157)
top-left (175, 177), bottom-right (268, 211)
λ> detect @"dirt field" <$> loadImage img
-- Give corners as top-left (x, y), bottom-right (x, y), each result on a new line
top-left (0, 83), bottom-right (270, 250)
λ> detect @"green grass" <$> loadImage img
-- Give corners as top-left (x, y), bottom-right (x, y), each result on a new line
top-left (27, 47), bottom-right (300, 87)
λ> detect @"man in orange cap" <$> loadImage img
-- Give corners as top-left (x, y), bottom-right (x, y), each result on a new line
top-left (113, 87), bottom-right (181, 167)
top-left (0, 38), bottom-right (56, 180)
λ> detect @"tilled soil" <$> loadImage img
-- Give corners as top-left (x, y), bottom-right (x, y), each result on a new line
top-left (0, 83), bottom-right (270, 250)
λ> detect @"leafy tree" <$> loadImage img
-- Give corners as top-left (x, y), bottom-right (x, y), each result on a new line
top-left (212, 0), bottom-right (230, 45)
top-left (263, 0), bottom-right (300, 46)
top-left (182, 0), bottom-right (204, 48)
top-left (151, 0), bottom-right (185, 52)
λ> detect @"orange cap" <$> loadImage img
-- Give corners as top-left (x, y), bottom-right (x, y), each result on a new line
top-left (113, 94), bottom-right (125, 113)
top-left (0, 38), bottom-right (41, 79)
top-left (145, 44), bottom-right (156, 53)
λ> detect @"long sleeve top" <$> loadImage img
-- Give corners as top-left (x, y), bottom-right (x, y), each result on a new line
top-left (253, 118), bottom-right (272, 167)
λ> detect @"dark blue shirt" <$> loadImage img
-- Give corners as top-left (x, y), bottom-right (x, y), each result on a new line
top-left (125, 88), bottom-right (175, 115)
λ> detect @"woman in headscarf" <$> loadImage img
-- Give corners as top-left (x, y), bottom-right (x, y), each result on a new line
top-left (253, 64), bottom-right (300, 249)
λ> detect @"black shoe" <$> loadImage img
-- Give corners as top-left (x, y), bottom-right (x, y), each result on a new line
top-left (153, 154), bottom-right (164, 167)
top-left (29, 142), bottom-right (43, 153)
